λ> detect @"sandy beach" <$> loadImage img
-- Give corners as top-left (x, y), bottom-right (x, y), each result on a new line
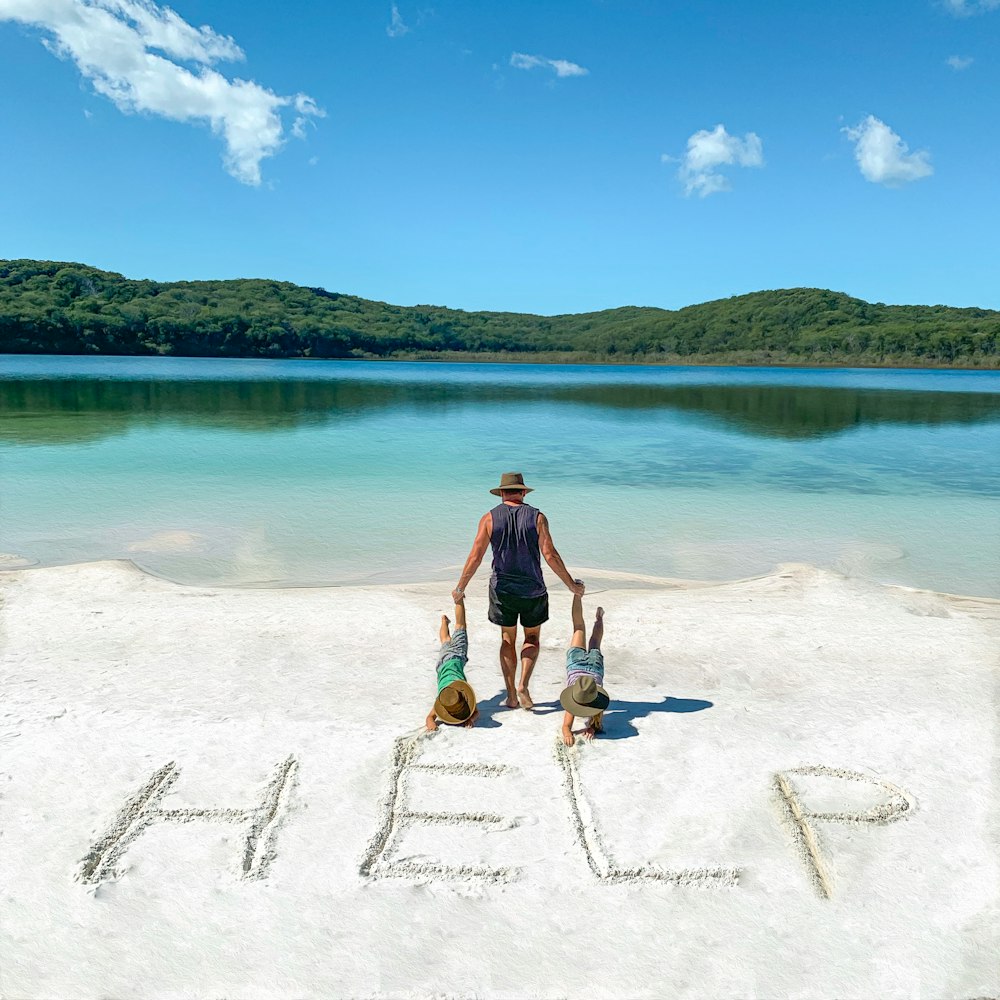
top-left (1, 559), bottom-right (998, 999)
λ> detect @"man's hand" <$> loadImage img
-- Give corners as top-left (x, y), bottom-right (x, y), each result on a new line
top-left (451, 588), bottom-right (465, 604)
top-left (569, 578), bottom-right (585, 597)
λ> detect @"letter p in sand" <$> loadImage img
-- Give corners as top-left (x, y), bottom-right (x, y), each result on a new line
top-left (774, 765), bottom-right (915, 899)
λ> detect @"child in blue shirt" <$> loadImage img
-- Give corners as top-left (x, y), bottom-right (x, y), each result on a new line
top-left (560, 587), bottom-right (609, 746)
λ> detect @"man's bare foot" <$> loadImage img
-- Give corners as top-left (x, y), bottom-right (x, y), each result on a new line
top-left (561, 728), bottom-right (574, 747)
top-left (517, 689), bottom-right (534, 711)
top-left (505, 692), bottom-right (519, 709)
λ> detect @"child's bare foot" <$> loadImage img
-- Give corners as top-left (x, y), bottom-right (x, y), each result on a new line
top-left (561, 728), bottom-right (574, 747)
top-left (517, 688), bottom-right (534, 711)
top-left (595, 607), bottom-right (604, 620)
top-left (441, 614), bottom-right (450, 628)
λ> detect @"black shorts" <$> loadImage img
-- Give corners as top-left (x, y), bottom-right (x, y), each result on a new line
top-left (488, 587), bottom-right (549, 628)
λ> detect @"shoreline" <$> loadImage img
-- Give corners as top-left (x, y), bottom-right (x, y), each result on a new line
top-left (4, 349), bottom-right (1000, 371)
top-left (5, 553), bottom-right (1000, 605)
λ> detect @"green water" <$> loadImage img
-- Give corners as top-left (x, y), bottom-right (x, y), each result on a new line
top-left (2, 356), bottom-right (998, 596)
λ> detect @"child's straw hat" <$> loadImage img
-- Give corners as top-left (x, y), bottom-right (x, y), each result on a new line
top-left (434, 680), bottom-right (477, 725)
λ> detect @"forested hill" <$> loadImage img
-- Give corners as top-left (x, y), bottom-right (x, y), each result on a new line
top-left (1, 259), bottom-right (998, 367)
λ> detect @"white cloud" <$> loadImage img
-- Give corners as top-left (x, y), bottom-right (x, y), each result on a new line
top-left (667, 124), bottom-right (764, 198)
top-left (0, 0), bottom-right (323, 186)
top-left (945, 54), bottom-right (974, 70)
top-left (842, 115), bottom-right (933, 187)
top-left (510, 52), bottom-right (588, 78)
top-left (943, 0), bottom-right (1000, 14)
top-left (290, 97), bottom-right (320, 140)
top-left (386, 3), bottom-right (408, 37)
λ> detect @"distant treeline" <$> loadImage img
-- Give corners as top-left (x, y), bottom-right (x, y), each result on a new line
top-left (2, 259), bottom-right (998, 367)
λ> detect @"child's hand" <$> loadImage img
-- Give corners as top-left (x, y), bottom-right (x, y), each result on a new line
top-left (463, 708), bottom-right (480, 729)
top-left (425, 716), bottom-right (438, 733)
top-left (561, 728), bottom-right (574, 747)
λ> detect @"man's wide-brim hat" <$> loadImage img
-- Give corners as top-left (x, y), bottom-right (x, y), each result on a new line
top-left (434, 680), bottom-right (477, 725)
top-left (560, 675), bottom-right (609, 718)
top-left (490, 471), bottom-right (534, 496)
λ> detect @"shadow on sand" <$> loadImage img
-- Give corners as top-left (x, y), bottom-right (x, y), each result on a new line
top-left (524, 699), bottom-right (564, 717)
top-left (471, 692), bottom-right (510, 728)
top-left (601, 696), bottom-right (714, 740)
top-left (473, 693), bottom-right (714, 736)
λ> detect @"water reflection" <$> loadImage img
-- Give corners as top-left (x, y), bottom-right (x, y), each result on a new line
top-left (3, 375), bottom-right (999, 445)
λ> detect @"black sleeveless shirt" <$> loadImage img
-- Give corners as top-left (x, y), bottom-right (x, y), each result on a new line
top-left (489, 502), bottom-right (546, 598)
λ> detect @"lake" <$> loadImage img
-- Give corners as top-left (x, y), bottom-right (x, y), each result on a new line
top-left (1, 355), bottom-right (999, 596)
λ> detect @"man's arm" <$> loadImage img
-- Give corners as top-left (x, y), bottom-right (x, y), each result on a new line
top-left (537, 513), bottom-right (584, 595)
top-left (569, 590), bottom-right (587, 649)
top-left (453, 513), bottom-right (491, 603)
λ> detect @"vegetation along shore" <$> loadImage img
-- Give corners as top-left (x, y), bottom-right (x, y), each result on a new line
top-left (2, 259), bottom-right (998, 368)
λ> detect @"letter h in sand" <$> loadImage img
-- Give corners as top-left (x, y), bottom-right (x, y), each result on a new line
top-left (79, 756), bottom-right (298, 884)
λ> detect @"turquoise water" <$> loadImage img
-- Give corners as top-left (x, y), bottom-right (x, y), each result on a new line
top-left (2, 355), bottom-right (999, 595)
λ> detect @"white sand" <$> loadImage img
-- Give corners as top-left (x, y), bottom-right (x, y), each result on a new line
top-left (1, 560), bottom-right (998, 999)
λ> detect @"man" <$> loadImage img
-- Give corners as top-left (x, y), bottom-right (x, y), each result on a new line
top-left (452, 472), bottom-right (584, 711)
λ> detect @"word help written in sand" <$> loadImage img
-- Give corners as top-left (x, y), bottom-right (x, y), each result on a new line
top-left (556, 742), bottom-right (742, 886)
top-left (774, 764), bottom-right (915, 899)
top-left (360, 734), bottom-right (518, 882)
top-left (79, 756), bottom-right (298, 885)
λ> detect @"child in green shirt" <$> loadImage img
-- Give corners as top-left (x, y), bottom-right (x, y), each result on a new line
top-left (425, 596), bottom-right (479, 731)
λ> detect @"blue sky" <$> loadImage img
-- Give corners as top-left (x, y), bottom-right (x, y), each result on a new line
top-left (1, 0), bottom-right (998, 313)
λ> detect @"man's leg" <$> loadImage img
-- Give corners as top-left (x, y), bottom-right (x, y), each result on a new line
top-left (517, 625), bottom-right (541, 709)
top-left (588, 606), bottom-right (604, 651)
top-left (499, 626), bottom-right (519, 708)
